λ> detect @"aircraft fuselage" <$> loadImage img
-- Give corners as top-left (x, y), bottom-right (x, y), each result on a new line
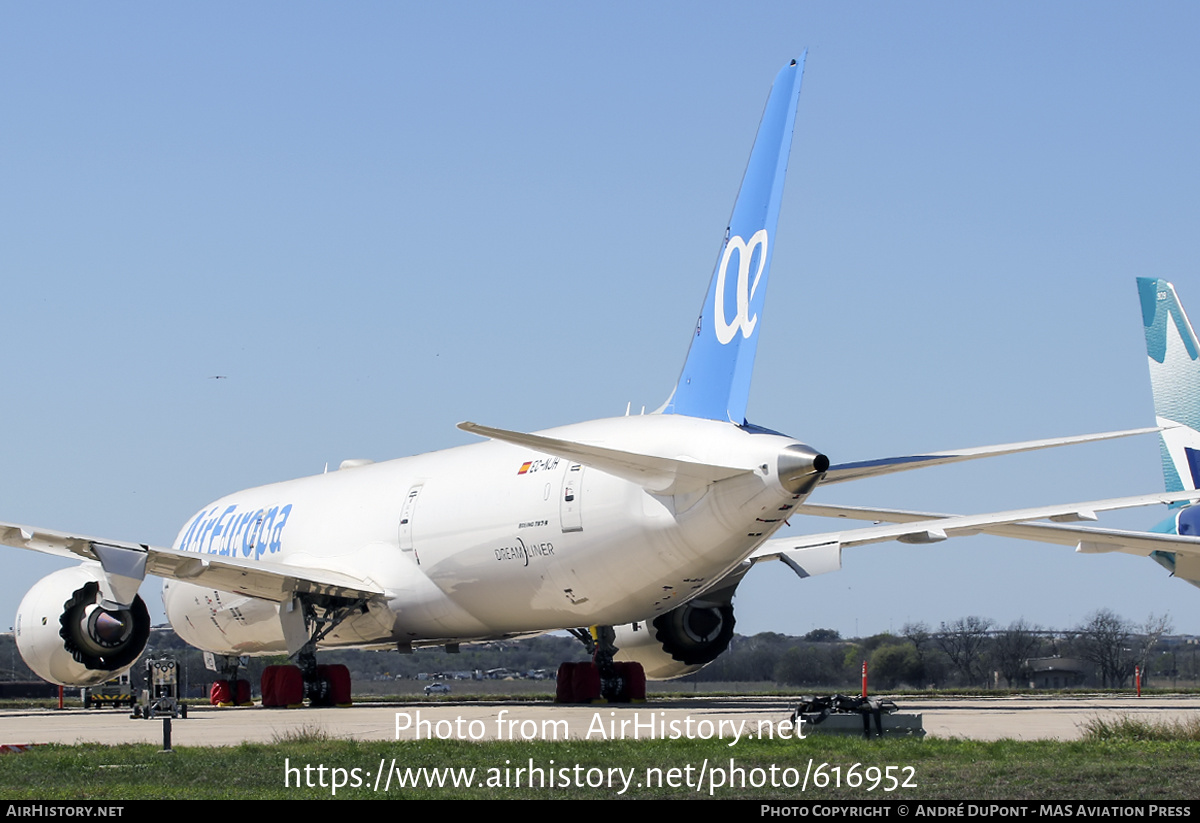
top-left (162, 415), bottom-right (819, 655)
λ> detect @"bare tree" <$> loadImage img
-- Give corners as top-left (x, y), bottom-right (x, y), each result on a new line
top-left (901, 622), bottom-right (932, 656)
top-left (991, 618), bottom-right (1043, 687)
top-left (1133, 613), bottom-right (1173, 686)
top-left (1073, 609), bottom-right (1134, 688)
top-left (936, 616), bottom-right (994, 686)
top-left (901, 621), bottom-right (934, 686)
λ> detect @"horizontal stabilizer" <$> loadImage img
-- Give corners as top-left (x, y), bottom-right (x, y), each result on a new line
top-left (457, 421), bottom-right (753, 495)
top-left (822, 427), bottom-right (1163, 485)
top-left (1066, 527), bottom-right (1200, 557)
top-left (752, 489), bottom-right (1200, 568)
top-left (791, 489), bottom-right (1200, 559)
top-left (749, 540), bottom-right (841, 579)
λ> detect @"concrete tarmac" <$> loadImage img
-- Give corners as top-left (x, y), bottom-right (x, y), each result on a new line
top-left (3, 694), bottom-right (1199, 747)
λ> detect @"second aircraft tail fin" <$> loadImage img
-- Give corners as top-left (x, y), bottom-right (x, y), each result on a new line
top-left (1139, 277), bottom-right (1200, 492)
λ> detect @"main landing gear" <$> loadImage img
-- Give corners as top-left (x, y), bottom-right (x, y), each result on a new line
top-left (556, 625), bottom-right (646, 704)
top-left (264, 594), bottom-right (365, 708)
top-left (207, 655), bottom-right (254, 707)
top-left (260, 653), bottom-right (351, 708)
top-left (207, 594), bottom-right (366, 708)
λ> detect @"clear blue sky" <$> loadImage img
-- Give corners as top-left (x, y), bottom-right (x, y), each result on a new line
top-left (3, 2), bottom-right (1200, 641)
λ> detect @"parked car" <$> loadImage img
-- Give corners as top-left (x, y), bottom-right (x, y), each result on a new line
top-left (424, 682), bottom-right (451, 695)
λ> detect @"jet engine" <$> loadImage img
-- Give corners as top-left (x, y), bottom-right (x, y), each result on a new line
top-left (613, 597), bottom-right (736, 680)
top-left (14, 564), bottom-right (150, 687)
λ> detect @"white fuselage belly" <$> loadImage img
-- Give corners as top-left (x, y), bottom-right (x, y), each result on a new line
top-left (162, 416), bottom-right (812, 656)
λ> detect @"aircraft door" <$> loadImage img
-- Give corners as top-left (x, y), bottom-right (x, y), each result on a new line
top-left (398, 485), bottom-right (423, 564)
top-left (560, 463), bottom-right (583, 532)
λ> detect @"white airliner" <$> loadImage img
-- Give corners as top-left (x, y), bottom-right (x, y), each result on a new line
top-left (7, 57), bottom-right (1193, 704)
top-left (790, 278), bottom-right (1200, 591)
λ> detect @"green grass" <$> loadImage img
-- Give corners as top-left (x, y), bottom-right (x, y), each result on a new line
top-left (1081, 714), bottom-right (1200, 742)
top-left (2, 732), bottom-right (1198, 800)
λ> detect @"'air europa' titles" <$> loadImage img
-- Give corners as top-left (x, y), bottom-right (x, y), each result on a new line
top-left (177, 502), bottom-right (294, 559)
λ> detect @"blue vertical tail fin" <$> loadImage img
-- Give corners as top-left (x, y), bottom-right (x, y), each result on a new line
top-left (663, 55), bottom-right (806, 422)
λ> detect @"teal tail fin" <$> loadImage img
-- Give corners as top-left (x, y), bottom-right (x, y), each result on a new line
top-left (1138, 278), bottom-right (1200, 585)
top-left (1139, 277), bottom-right (1200, 493)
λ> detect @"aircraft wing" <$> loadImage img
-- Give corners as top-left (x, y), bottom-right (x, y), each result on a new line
top-left (822, 427), bottom-right (1163, 485)
top-left (750, 490), bottom-right (1200, 579)
top-left (0, 521), bottom-right (386, 603)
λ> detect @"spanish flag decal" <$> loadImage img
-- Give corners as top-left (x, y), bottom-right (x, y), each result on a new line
top-left (517, 462), bottom-right (532, 475)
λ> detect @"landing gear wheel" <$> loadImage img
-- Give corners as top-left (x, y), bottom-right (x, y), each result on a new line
top-left (555, 662), bottom-right (578, 703)
top-left (261, 666), bottom-right (278, 707)
top-left (571, 662), bottom-right (602, 703)
top-left (262, 664), bottom-right (305, 707)
top-left (316, 664), bottom-right (352, 707)
top-left (561, 626), bottom-right (644, 703)
top-left (613, 661), bottom-right (646, 702)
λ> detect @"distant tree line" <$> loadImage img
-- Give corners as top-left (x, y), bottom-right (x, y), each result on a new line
top-left (0, 608), bottom-right (1190, 692)
top-left (686, 609), bottom-right (1187, 690)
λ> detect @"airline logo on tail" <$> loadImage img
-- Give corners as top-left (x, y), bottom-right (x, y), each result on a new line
top-left (1142, 278), bottom-right (1200, 365)
top-left (715, 229), bottom-right (768, 344)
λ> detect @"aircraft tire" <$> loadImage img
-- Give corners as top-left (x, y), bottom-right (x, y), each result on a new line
top-left (571, 662), bottom-right (601, 703)
top-left (614, 661), bottom-right (646, 702)
top-left (276, 665), bottom-right (304, 707)
top-left (316, 664), bottom-right (352, 706)
top-left (263, 665), bottom-right (306, 707)
top-left (555, 662), bottom-right (577, 703)
top-left (261, 666), bottom-right (278, 707)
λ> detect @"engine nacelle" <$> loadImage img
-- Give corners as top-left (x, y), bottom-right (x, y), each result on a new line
top-left (613, 599), bottom-right (736, 680)
top-left (14, 564), bottom-right (151, 687)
